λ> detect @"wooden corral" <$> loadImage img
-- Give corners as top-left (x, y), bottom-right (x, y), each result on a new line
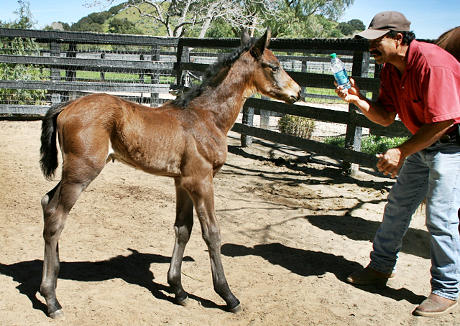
top-left (0, 28), bottom-right (413, 171)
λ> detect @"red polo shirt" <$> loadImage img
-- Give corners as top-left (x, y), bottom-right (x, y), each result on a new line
top-left (378, 40), bottom-right (460, 134)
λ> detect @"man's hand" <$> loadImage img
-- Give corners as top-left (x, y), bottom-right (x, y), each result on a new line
top-left (376, 148), bottom-right (405, 178)
top-left (334, 78), bottom-right (361, 103)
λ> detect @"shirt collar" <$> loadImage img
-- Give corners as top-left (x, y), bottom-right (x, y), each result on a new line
top-left (405, 39), bottom-right (420, 72)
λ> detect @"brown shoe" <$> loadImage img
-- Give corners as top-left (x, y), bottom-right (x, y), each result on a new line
top-left (413, 293), bottom-right (458, 317)
top-left (346, 266), bottom-right (394, 286)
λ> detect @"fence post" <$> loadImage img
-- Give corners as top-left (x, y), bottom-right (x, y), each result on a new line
top-left (50, 41), bottom-right (61, 105)
top-left (150, 43), bottom-right (160, 107)
top-left (241, 102), bottom-right (254, 147)
top-left (139, 54), bottom-right (145, 84)
top-left (66, 43), bottom-right (77, 101)
top-left (369, 63), bottom-right (383, 135)
top-left (342, 51), bottom-right (370, 175)
top-left (259, 95), bottom-right (271, 129)
top-left (100, 53), bottom-right (106, 81)
top-left (301, 58), bottom-right (307, 98)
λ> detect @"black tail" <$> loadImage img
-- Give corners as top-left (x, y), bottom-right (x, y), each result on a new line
top-left (39, 102), bottom-right (68, 180)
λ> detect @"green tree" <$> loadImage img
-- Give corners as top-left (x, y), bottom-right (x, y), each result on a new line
top-left (70, 12), bottom-right (111, 32)
top-left (348, 18), bottom-right (365, 31)
top-left (205, 18), bottom-right (237, 38)
top-left (336, 18), bottom-right (365, 36)
top-left (88, 0), bottom-right (277, 37)
top-left (268, 0), bottom-right (354, 38)
top-left (337, 21), bottom-right (353, 35)
top-left (0, 1), bottom-right (46, 105)
top-left (108, 18), bottom-right (142, 34)
top-left (82, 0), bottom-right (358, 38)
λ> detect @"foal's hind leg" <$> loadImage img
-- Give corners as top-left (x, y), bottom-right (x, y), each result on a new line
top-left (168, 180), bottom-right (194, 305)
top-left (181, 174), bottom-right (240, 312)
top-left (40, 158), bottom-right (103, 318)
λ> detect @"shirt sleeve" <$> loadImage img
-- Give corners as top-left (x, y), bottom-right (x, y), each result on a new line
top-left (422, 66), bottom-right (460, 123)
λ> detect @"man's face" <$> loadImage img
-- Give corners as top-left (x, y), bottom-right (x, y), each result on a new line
top-left (368, 33), bottom-right (399, 64)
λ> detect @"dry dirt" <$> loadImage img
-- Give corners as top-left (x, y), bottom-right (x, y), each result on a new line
top-left (0, 120), bottom-right (458, 326)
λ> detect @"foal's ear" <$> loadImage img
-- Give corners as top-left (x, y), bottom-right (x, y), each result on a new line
top-left (241, 28), bottom-right (251, 47)
top-left (250, 28), bottom-right (271, 59)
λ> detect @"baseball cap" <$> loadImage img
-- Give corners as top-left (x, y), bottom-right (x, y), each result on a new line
top-left (356, 11), bottom-right (411, 40)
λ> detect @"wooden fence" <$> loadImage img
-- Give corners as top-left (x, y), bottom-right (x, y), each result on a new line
top-left (0, 28), bottom-right (413, 173)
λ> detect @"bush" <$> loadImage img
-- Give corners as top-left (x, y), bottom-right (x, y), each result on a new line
top-left (278, 115), bottom-right (315, 139)
top-left (324, 135), bottom-right (408, 155)
top-left (0, 1), bottom-right (46, 105)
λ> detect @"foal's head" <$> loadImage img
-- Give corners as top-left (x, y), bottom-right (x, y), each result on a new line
top-left (241, 29), bottom-right (301, 104)
top-left (173, 29), bottom-right (301, 108)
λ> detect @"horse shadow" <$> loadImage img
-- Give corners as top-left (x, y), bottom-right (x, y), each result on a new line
top-left (0, 249), bottom-right (224, 316)
top-left (221, 242), bottom-right (425, 305)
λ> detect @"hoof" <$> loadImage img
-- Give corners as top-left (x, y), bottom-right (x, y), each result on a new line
top-left (228, 303), bottom-right (242, 313)
top-left (176, 296), bottom-right (189, 306)
top-left (49, 309), bottom-right (64, 319)
top-left (175, 293), bottom-right (189, 306)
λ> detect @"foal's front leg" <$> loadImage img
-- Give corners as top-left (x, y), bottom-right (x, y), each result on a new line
top-left (168, 180), bottom-right (194, 305)
top-left (184, 175), bottom-right (241, 312)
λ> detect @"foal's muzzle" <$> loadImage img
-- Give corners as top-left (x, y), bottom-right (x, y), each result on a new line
top-left (287, 90), bottom-right (302, 104)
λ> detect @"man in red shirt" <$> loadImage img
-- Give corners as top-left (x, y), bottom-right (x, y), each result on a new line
top-left (335, 11), bottom-right (460, 317)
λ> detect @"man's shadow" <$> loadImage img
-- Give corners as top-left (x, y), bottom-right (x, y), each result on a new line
top-left (304, 214), bottom-right (430, 259)
top-left (0, 248), bottom-right (224, 316)
top-left (221, 242), bottom-right (425, 304)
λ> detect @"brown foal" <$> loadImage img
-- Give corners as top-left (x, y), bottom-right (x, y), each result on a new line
top-left (38, 29), bottom-right (301, 318)
top-left (436, 25), bottom-right (460, 62)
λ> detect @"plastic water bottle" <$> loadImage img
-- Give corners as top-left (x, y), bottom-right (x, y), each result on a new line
top-left (330, 53), bottom-right (351, 89)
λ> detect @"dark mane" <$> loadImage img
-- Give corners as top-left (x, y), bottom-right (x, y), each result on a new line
top-left (172, 38), bottom-right (256, 108)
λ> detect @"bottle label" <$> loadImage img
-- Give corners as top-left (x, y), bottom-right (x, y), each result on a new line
top-left (334, 69), bottom-right (349, 87)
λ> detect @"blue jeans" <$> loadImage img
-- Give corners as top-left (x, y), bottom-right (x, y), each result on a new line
top-left (369, 142), bottom-right (460, 300)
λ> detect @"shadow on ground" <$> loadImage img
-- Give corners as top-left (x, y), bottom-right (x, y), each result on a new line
top-left (221, 242), bottom-right (425, 305)
top-left (0, 249), bottom-right (227, 316)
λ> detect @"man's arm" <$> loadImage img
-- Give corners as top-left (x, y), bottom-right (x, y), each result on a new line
top-left (335, 78), bottom-right (397, 126)
top-left (376, 120), bottom-right (455, 177)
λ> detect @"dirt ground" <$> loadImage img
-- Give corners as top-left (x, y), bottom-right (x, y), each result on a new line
top-left (0, 120), bottom-right (458, 326)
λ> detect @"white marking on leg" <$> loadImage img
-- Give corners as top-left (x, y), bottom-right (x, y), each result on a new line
top-left (106, 140), bottom-right (115, 163)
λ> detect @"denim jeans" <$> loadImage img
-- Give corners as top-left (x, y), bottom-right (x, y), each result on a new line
top-left (369, 142), bottom-right (460, 300)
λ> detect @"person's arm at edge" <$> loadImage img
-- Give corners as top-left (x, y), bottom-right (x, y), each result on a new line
top-left (335, 78), bottom-right (396, 126)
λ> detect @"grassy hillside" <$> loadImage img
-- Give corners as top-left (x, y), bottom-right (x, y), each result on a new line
top-left (68, 1), bottom-right (167, 36)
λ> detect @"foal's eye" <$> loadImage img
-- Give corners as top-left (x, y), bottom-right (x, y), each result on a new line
top-left (262, 62), bottom-right (280, 72)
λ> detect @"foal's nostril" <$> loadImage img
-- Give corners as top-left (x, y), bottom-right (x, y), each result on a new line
top-left (289, 94), bottom-right (299, 104)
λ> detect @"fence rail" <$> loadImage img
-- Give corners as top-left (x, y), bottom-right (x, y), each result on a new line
top-left (0, 28), bottom-right (178, 46)
top-left (1, 28), bottom-right (416, 172)
top-left (0, 54), bottom-right (174, 73)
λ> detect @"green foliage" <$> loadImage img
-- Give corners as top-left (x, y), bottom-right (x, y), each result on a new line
top-left (205, 18), bottom-right (238, 38)
top-left (269, 1), bottom-right (357, 38)
top-left (12, 0), bottom-right (35, 29)
top-left (348, 19), bottom-right (365, 31)
top-left (62, 0), bottom-right (360, 38)
top-left (108, 18), bottom-right (141, 34)
top-left (108, 3), bottom-right (126, 15)
top-left (336, 19), bottom-right (365, 36)
top-left (70, 12), bottom-right (111, 32)
top-left (278, 115), bottom-right (316, 139)
top-left (0, 1), bottom-right (46, 105)
top-left (337, 22), bottom-right (353, 36)
top-left (324, 135), bottom-right (408, 155)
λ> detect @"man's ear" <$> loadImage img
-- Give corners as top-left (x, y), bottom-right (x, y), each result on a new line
top-left (250, 28), bottom-right (271, 59)
top-left (395, 32), bottom-right (404, 45)
top-left (241, 28), bottom-right (251, 47)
